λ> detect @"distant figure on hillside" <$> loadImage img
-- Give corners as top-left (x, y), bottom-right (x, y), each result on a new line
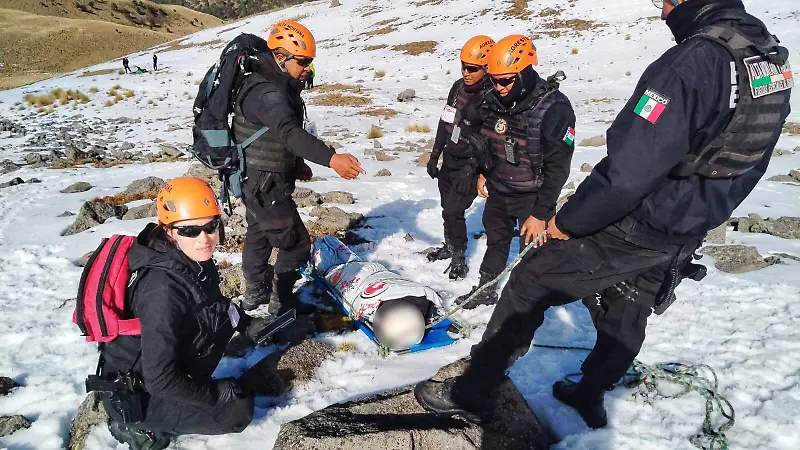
top-left (153, 54), bottom-right (158, 71)
top-left (122, 57), bottom-right (131, 74)
top-left (305, 62), bottom-right (315, 89)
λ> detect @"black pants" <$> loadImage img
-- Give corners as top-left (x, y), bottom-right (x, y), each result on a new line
top-left (457, 220), bottom-right (693, 395)
top-left (153, 62), bottom-right (158, 71)
top-left (105, 395), bottom-right (253, 435)
top-left (479, 192), bottom-right (536, 276)
top-left (124, 65), bottom-right (131, 74)
top-left (437, 164), bottom-right (478, 252)
top-left (242, 170), bottom-right (310, 285)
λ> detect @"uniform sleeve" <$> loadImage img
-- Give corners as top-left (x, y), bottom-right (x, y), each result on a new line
top-left (555, 64), bottom-right (697, 237)
top-left (430, 82), bottom-right (461, 160)
top-left (240, 84), bottom-right (335, 167)
top-left (529, 102), bottom-right (576, 220)
top-left (134, 277), bottom-right (218, 409)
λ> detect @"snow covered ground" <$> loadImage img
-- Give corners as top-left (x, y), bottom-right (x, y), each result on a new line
top-left (1, 0), bottom-right (799, 449)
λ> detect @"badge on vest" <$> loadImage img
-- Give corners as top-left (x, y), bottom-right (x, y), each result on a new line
top-left (441, 105), bottom-right (457, 124)
top-left (633, 88), bottom-right (670, 124)
top-left (563, 127), bottom-right (575, 146)
top-left (450, 125), bottom-right (461, 144)
top-left (495, 118), bottom-right (508, 135)
top-left (744, 55), bottom-right (793, 98)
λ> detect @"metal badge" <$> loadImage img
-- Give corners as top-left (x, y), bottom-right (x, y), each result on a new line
top-left (494, 118), bottom-right (507, 135)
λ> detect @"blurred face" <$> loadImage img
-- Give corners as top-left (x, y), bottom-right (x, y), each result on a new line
top-left (461, 62), bottom-right (486, 86)
top-left (275, 52), bottom-right (313, 80)
top-left (167, 216), bottom-right (220, 262)
top-left (489, 74), bottom-right (517, 97)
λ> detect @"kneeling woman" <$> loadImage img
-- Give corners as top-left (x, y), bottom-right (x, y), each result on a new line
top-left (100, 177), bottom-right (267, 449)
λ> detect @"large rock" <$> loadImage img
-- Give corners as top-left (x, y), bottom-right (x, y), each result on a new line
top-left (704, 222), bottom-right (727, 245)
top-left (123, 176), bottom-right (164, 197)
top-left (770, 217), bottom-right (800, 240)
top-left (0, 415), bottom-right (31, 437)
top-left (578, 135), bottom-right (606, 147)
top-left (733, 214), bottom-right (800, 240)
top-left (67, 392), bottom-right (108, 450)
top-left (396, 89), bottom-right (416, 102)
top-left (374, 168), bottom-right (392, 177)
top-left (65, 143), bottom-right (88, 161)
top-left (0, 177), bottom-right (25, 189)
top-left (219, 262), bottom-right (245, 299)
top-left (60, 181), bottom-right (93, 194)
top-left (306, 206), bottom-right (364, 237)
top-left (322, 191), bottom-right (355, 205)
top-left (273, 358), bottom-right (553, 450)
top-left (293, 187), bottom-right (323, 208)
top-left (557, 191), bottom-right (575, 211)
top-left (186, 164), bottom-right (221, 191)
top-left (330, 0), bottom-right (341, 6)
top-left (0, 376), bottom-right (19, 396)
top-left (416, 153), bottom-right (430, 167)
top-left (1, 159), bottom-right (20, 175)
top-left (701, 245), bottom-right (778, 273)
top-left (25, 152), bottom-right (43, 165)
top-left (374, 151), bottom-right (398, 162)
top-left (62, 200), bottom-right (128, 236)
top-left (158, 144), bottom-right (183, 158)
top-left (122, 202), bottom-right (157, 220)
top-left (580, 163), bottom-right (593, 172)
top-left (238, 340), bottom-right (335, 397)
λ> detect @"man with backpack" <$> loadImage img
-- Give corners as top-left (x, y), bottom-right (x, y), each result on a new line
top-left (226, 20), bottom-right (365, 314)
top-left (415, 0), bottom-right (791, 429)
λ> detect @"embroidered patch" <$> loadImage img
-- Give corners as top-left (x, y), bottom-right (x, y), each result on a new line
top-left (744, 54), bottom-right (793, 98)
top-left (494, 118), bottom-right (508, 135)
top-left (563, 127), bottom-right (575, 146)
top-left (633, 88), bottom-right (671, 124)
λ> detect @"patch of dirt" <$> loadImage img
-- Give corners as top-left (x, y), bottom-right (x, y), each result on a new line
top-left (357, 107), bottom-right (399, 119)
top-left (364, 44), bottom-right (389, 51)
top-left (391, 41), bottom-right (437, 56)
top-left (784, 122), bottom-right (800, 135)
top-left (312, 93), bottom-right (372, 107)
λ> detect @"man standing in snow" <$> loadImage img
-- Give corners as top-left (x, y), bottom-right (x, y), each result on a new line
top-left (153, 54), bottom-right (158, 71)
top-left (235, 20), bottom-right (365, 314)
top-left (122, 57), bottom-right (131, 74)
top-left (425, 35), bottom-right (495, 281)
top-left (451, 34), bottom-right (576, 308)
top-left (415, 0), bottom-right (791, 429)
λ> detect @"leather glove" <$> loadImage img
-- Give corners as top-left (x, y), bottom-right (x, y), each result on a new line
top-left (426, 156), bottom-right (440, 179)
top-left (451, 166), bottom-right (478, 195)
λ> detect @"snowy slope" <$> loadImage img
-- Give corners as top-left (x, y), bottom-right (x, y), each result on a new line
top-left (1, 0), bottom-right (799, 449)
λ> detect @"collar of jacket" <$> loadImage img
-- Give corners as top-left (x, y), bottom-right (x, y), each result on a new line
top-left (485, 67), bottom-right (547, 115)
top-left (666, 0), bottom-right (746, 43)
top-left (463, 75), bottom-right (491, 94)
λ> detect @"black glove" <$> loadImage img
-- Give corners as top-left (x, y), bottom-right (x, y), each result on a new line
top-left (426, 156), bottom-right (440, 179)
top-left (244, 316), bottom-right (276, 344)
top-left (215, 378), bottom-right (247, 404)
top-left (451, 165), bottom-right (478, 195)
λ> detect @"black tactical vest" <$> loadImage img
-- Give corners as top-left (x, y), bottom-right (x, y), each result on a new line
top-left (232, 78), bottom-right (299, 173)
top-left (481, 80), bottom-right (570, 195)
top-left (442, 78), bottom-right (491, 163)
top-left (672, 25), bottom-right (792, 178)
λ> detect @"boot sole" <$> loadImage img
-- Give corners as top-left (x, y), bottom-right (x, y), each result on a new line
top-left (413, 387), bottom-right (486, 424)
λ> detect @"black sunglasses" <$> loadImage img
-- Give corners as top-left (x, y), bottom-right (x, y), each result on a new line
top-left (287, 55), bottom-right (314, 67)
top-left (170, 218), bottom-right (221, 238)
top-left (490, 75), bottom-right (517, 87)
top-left (461, 63), bottom-right (483, 73)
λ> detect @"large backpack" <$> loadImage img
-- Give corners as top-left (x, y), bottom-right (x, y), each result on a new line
top-left (74, 235), bottom-right (140, 343)
top-left (190, 33), bottom-right (271, 207)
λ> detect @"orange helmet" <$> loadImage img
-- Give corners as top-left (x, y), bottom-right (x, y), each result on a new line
top-left (267, 20), bottom-right (316, 58)
top-left (487, 34), bottom-right (538, 76)
top-left (157, 177), bottom-right (221, 225)
top-left (460, 35), bottom-right (495, 67)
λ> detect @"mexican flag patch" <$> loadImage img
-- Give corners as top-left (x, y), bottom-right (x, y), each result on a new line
top-left (633, 88), bottom-right (670, 124)
top-left (563, 127), bottom-right (575, 146)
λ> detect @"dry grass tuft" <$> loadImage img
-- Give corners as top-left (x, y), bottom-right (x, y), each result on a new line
top-left (413, 0), bottom-right (443, 5)
top-left (25, 88), bottom-right (89, 108)
top-left (538, 6), bottom-right (562, 17)
top-left (358, 107), bottom-right (400, 120)
top-left (391, 41), bottom-right (437, 56)
top-left (784, 122), bottom-right (800, 134)
top-left (98, 189), bottom-right (159, 206)
top-left (104, 99), bottom-right (115, 107)
top-left (363, 26), bottom-right (396, 37)
top-left (506, 0), bottom-right (532, 19)
top-left (367, 125), bottom-right (384, 139)
top-left (571, 48), bottom-right (579, 55)
top-left (81, 68), bottom-right (118, 77)
top-left (374, 70), bottom-right (386, 78)
top-left (336, 342), bottom-right (357, 352)
top-left (625, 34), bottom-right (632, 40)
top-left (365, 44), bottom-right (389, 51)
top-left (312, 92), bottom-right (372, 107)
top-left (405, 123), bottom-right (431, 133)
top-left (89, 87), bottom-right (99, 93)
top-left (314, 83), bottom-right (364, 93)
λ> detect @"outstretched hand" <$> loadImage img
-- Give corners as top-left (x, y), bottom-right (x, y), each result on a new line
top-left (330, 153), bottom-right (366, 180)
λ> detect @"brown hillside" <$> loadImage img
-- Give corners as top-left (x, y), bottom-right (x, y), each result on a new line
top-left (0, 0), bottom-right (222, 89)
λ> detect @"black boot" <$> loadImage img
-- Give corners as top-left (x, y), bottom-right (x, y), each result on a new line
top-left (552, 379), bottom-right (608, 429)
top-left (108, 420), bottom-right (170, 450)
top-left (241, 280), bottom-right (271, 311)
top-left (268, 272), bottom-right (316, 316)
top-left (427, 238), bottom-right (454, 262)
top-left (414, 377), bottom-right (489, 424)
top-left (456, 271), bottom-right (499, 309)
top-left (446, 248), bottom-right (468, 280)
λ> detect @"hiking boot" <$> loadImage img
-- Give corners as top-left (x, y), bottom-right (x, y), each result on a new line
top-left (552, 379), bottom-right (608, 429)
top-left (446, 248), bottom-right (468, 280)
top-left (267, 272), bottom-right (316, 316)
top-left (456, 271), bottom-right (499, 309)
top-left (241, 280), bottom-right (271, 311)
top-left (414, 377), bottom-right (489, 424)
top-left (427, 242), bottom-right (454, 262)
top-left (108, 420), bottom-right (170, 450)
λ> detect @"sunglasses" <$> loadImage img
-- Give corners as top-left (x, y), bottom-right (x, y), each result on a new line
top-left (287, 55), bottom-right (314, 67)
top-left (490, 75), bottom-right (517, 87)
top-left (651, 0), bottom-right (679, 7)
top-left (461, 63), bottom-right (483, 73)
top-left (170, 218), bottom-right (221, 238)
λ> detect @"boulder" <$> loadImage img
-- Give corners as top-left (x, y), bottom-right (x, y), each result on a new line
top-left (65, 143), bottom-right (88, 161)
top-left (75, 251), bottom-right (94, 267)
top-left (0, 376), bottom-right (19, 396)
top-left (396, 89), bottom-right (416, 102)
top-left (238, 339), bottom-right (334, 397)
top-left (330, 0), bottom-right (341, 6)
top-left (0, 177), bottom-right (25, 189)
top-left (123, 176), bottom-right (164, 197)
top-left (1, 159), bottom-right (20, 175)
top-left (67, 392), bottom-right (108, 450)
top-left (60, 181), bottom-right (93, 194)
top-left (307, 206), bottom-right (364, 237)
top-left (0, 415), bottom-right (31, 437)
top-left (58, 211), bottom-right (76, 217)
top-left (701, 245), bottom-right (777, 273)
top-left (580, 163), bottom-right (593, 172)
top-left (185, 164), bottom-right (221, 191)
top-left (704, 222), bottom-right (727, 245)
top-left (770, 217), bottom-right (800, 240)
top-left (322, 191), bottom-right (355, 204)
top-left (158, 144), bottom-right (183, 158)
top-left (122, 202), bottom-right (157, 220)
top-left (374, 151), bottom-right (398, 162)
top-left (375, 168), bottom-right (392, 177)
top-left (25, 152), bottom-right (43, 165)
top-left (732, 214), bottom-right (800, 240)
top-left (373, 139), bottom-right (383, 149)
top-left (563, 181), bottom-right (576, 190)
top-left (416, 152), bottom-right (430, 167)
top-left (62, 200), bottom-right (128, 236)
top-left (557, 191), bottom-right (575, 211)
top-left (294, 187), bottom-right (323, 208)
top-left (119, 142), bottom-right (135, 151)
top-left (273, 358), bottom-right (553, 450)
top-left (578, 135), bottom-right (606, 147)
